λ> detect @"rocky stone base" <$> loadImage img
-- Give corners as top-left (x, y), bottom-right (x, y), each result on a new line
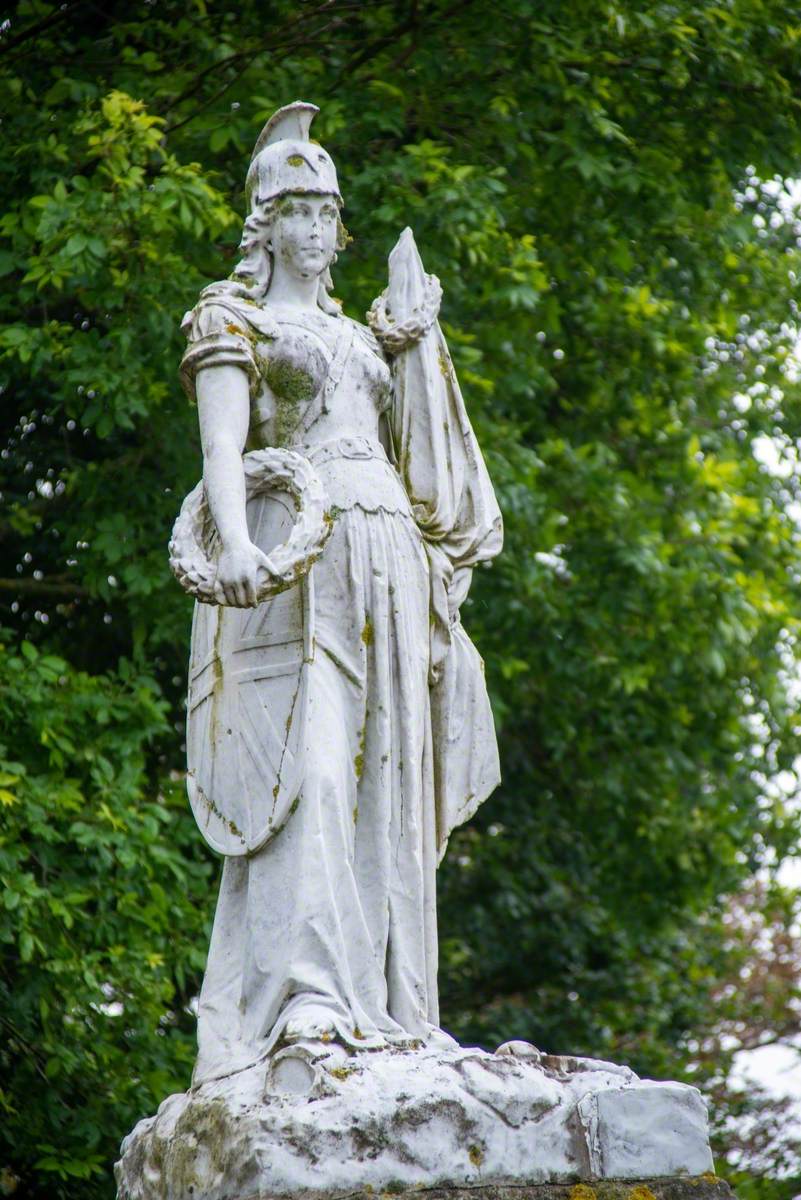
top-left (115, 1042), bottom-right (715, 1200)
top-left (336, 1181), bottom-right (733, 1200)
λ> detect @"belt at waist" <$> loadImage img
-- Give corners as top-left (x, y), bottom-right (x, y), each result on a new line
top-left (292, 435), bottom-right (413, 518)
top-left (293, 435), bottom-right (390, 468)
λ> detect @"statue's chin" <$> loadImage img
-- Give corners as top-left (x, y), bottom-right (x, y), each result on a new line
top-left (283, 254), bottom-right (329, 279)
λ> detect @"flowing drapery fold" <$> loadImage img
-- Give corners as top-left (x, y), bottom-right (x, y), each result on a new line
top-left (375, 228), bottom-right (504, 860)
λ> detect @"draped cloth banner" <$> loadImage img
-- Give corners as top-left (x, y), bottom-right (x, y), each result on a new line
top-left (371, 228), bottom-right (504, 861)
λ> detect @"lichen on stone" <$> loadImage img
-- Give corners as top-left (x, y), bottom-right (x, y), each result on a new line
top-left (568, 1186), bottom-right (597, 1200)
top-left (261, 357), bottom-right (315, 446)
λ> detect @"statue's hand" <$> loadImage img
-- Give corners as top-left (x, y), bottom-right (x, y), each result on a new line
top-left (215, 540), bottom-right (274, 607)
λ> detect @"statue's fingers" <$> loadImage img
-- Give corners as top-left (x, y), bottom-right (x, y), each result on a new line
top-left (243, 572), bottom-right (257, 607)
top-left (255, 548), bottom-right (276, 575)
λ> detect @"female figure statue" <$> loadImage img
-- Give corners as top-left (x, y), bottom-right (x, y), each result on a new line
top-left (119, 101), bottom-right (713, 1200)
top-left (173, 102), bottom-right (503, 1085)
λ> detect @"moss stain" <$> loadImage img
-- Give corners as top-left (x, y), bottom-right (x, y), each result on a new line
top-left (631, 1188), bottom-right (659, 1200)
top-left (209, 613), bottom-right (224, 744)
top-left (354, 715), bottom-right (367, 781)
top-left (167, 1097), bottom-right (234, 1193)
top-left (568, 1187), bottom-right (597, 1200)
top-left (468, 1144), bottom-right (484, 1167)
top-left (266, 677), bottom-right (303, 829)
top-left (322, 506), bottom-right (343, 540)
top-left (262, 358), bottom-right (315, 446)
top-left (327, 1065), bottom-right (356, 1081)
top-left (196, 780), bottom-right (243, 842)
top-left (361, 615), bottom-right (374, 647)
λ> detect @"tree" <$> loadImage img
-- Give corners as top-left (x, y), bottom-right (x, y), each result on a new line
top-left (1, 2), bottom-right (801, 1195)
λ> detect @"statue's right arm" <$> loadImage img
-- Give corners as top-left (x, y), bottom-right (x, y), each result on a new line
top-left (197, 364), bottom-right (271, 608)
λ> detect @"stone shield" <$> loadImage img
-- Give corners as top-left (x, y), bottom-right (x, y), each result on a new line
top-left (185, 489), bottom-right (313, 857)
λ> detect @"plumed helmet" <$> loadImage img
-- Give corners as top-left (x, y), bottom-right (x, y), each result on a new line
top-left (246, 101), bottom-right (342, 208)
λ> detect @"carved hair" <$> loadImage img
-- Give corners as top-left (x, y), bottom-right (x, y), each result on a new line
top-left (205, 194), bottom-right (348, 314)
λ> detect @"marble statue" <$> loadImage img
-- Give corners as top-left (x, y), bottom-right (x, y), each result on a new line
top-left (169, 99), bottom-right (502, 1082)
top-left (115, 102), bottom-right (717, 1200)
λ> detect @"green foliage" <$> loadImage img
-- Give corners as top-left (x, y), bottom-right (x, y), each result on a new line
top-left (0, 634), bottom-right (214, 1188)
top-left (1, 1), bottom-right (801, 1195)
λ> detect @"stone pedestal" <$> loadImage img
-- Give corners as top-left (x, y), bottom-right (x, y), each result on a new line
top-left (115, 1043), bottom-right (715, 1200)
top-left (330, 1181), bottom-right (733, 1200)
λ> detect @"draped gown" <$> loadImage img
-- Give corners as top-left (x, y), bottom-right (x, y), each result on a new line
top-left (180, 274), bottom-right (501, 1084)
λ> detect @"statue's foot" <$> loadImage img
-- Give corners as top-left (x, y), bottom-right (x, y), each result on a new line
top-left (423, 1023), bottom-right (459, 1051)
top-left (283, 1005), bottom-right (339, 1045)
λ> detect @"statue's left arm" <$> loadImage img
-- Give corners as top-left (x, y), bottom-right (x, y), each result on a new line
top-left (369, 228), bottom-right (504, 860)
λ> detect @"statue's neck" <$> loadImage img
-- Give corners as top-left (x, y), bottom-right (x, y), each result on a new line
top-left (266, 265), bottom-right (321, 311)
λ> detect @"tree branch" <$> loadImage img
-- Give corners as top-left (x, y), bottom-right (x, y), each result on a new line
top-left (0, 578), bottom-right (90, 599)
top-left (0, 0), bottom-right (87, 57)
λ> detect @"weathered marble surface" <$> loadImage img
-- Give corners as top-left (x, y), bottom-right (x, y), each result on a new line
top-left (297, 1179), bottom-right (734, 1200)
top-left (172, 102), bottom-right (503, 1084)
top-left (359, 1180), bottom-right (733, 1200)
top-left (117, 99), bottom-right (717, 1198)
top-left (115, 1043), bottom-right (713, 1200)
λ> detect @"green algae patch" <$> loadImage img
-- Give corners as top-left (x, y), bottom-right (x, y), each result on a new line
top-left (262, 357), bottom-right (315, 446)
top-left (324, 505), bottom-right (344, 532)
top-left (163, 1097), bottom-right (241, 1195)
top-left (327, 1065), bottom-right (356, 1081)
top-left (629, 1188), bottom-right (658, 1200)
top-left (569, 1187), bottom-right (597, 1200)
top-left (354, 714), bottom-right (367, 781)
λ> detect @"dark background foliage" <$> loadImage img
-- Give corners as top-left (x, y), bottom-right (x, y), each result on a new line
top-left (2, 2), bottom-right (801, 1196)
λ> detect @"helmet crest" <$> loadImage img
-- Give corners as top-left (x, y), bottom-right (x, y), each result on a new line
top-left (246, 101), bottom-right (342, 207)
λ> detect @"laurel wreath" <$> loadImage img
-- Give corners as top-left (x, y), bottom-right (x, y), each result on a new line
top-left (367, 273), bottom-right (443, 354)
top-left (169, 448), bottom-right (330, 605)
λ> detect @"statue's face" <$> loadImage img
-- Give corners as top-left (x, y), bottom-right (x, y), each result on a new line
top-left (270, 193), bottom-right (338, 279)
